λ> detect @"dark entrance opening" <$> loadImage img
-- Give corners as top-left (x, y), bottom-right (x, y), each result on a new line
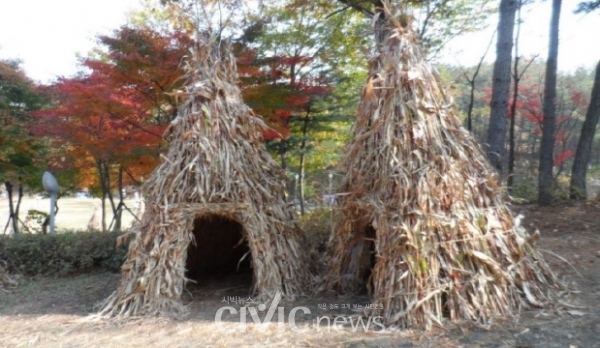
top-left (359, 225), bottom-right (377, 294)
top-left (185, 215), bottom-right (252, 288)
top-left (440, 269), bottom-right (451, 318)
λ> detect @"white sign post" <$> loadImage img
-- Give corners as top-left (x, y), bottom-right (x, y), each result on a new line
top-left (42, 171), bottom-right (59, 235)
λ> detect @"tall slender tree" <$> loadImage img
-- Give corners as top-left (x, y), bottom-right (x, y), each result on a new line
top-left (569, 61), bottom-right (600, 200)
top-left (487, 0), bottom-right (518, 175)
top-left (538, 0), bottom-right (562, 206)
top-left (508, 1), bottom-right (538, 190)
top-left (460, 31), bottom-right (494, 132)
top-left (569, 1), bottom-right (600, 199)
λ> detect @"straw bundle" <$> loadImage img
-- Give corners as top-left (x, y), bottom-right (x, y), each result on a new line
top-left (325, 3), bottom-right (563, 329)
top-left (99, 37), bottom-right (311, 318)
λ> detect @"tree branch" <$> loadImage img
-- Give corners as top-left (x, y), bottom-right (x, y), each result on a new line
top-left (575, 1), bottom-right (600, 13)
top-left (336, 0), bottom-right (375, 16)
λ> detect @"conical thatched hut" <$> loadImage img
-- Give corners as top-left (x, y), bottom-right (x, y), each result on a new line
top-left (325, 3), bottom-right (562, 329)
top-left (99, 38), bottom-right (311, 317)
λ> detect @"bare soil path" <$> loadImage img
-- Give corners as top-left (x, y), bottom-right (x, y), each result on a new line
top-left (1, 203), bottom-right (599, 347)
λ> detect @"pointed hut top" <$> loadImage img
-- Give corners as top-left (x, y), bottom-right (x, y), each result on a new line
top-left (97, 36), bottom-right (311, 318)
top-left (341, 1), bottom-right (500, 200)
top-left (147, 36), bottom-right (286, 206)
top-left (326, 2), bottom-right (563, 329)
top-left (164, 36), bottom-right (267, 145)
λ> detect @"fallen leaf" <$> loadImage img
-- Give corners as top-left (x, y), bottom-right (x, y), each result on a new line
top-left (567, 310), bottom-right (586, 316)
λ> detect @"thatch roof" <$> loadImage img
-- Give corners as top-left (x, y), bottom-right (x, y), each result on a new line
top-left (99, 37), bottom-right (312, 318)
top-left (325, 3), bottom-right (563, 329)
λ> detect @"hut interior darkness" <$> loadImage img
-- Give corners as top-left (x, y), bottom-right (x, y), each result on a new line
top-left (185, 214), bottom-right (251, 280)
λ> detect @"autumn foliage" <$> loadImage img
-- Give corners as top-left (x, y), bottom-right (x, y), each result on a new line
top-left (483, 75), bottom-right (586, 168)
top-left (237, 48), bottom-right (331, 141)
top-left (34, 26), bottom-right (192, 189)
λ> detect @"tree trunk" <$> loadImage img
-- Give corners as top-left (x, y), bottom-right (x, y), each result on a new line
top-left (538, 0), bottom-right (562, 206)
top-left (487, 0), bottom-right (518, 175)
top-left (14, 177), bottom-right (23, 233)
top-left (4, 181), bottom-right (18, 234)
top-left (464, 32), bottom-right (494, 133)
top-left (113, 166), bottom-right (124, 231)
top-left (530, 133), bottom-right (539, 175)
top-left (507, 1), bottom-right (523, 190)
top-left (101, 194), bottom-right (106, 232)
top-left (103, 162), bottom-right (117, 217)
top-left (279, 138), bottom-right (287, 170)
top-left (279, 137), bottom-right (297, 200)
top-left (507, 82), bottom-right (518, 189)
top-left (569, 60), bottom-right (600, 200)
top-left (97, 160), bottom-right (107, 231)
top-left (97, 159), bottom-right (118, 231)
top-left (467, 80), bottom-right (475, 132)
top-left (298, 106), bottom-right (312, 216)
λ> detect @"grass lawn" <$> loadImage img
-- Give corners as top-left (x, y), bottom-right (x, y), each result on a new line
top-left (0, 196), bottom-right (139, 232)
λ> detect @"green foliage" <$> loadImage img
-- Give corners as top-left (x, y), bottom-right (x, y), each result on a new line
top-left (588, 165), bottom-right (600, 177)
top-left (437, 62), bottom-right (494, 139)
top-left (0, 59), bottom-right (50, 187)
top-left (251, 0), bottom-right (368, 187)
top-left (410, 0), bottom-right (496, 58)
top-left (552, 175), bottom-right (576, 204)
top-left (508, 177), bottom-right (539, 203)
top-left (509, 175), bottom-right (574, 204)
top-left (330, 0), bottom-right (496, 58)
top-left (0, 231), bottom-right (128, 276)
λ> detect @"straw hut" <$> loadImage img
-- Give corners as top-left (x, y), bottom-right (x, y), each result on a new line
top-left (325, 3), bottom-right (562, 329)
top-left (99, 38), bottom-right (311, 318)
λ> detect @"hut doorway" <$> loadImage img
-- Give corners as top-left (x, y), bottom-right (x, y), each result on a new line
top-left (360, 224), bottom-right (377, 294)
top-left (185, 214), bottom-right (252, 288)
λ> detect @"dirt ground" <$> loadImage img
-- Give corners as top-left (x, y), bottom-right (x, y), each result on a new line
top-left (1, 203), bottom-right (599, 348)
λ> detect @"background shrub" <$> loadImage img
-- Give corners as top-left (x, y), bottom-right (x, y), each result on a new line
top-left (297, 208), bottom-right (333, 253)
top-left (0, 231), bottom-right (128, 276)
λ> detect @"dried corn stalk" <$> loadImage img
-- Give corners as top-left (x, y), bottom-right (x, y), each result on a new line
top-left (325, 2), bottom-right (563, 329)
top-left (99, 37), bottom-right (312, 318)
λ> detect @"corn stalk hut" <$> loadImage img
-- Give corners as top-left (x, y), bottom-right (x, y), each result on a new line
top-left (99, 38), bottom-right (311, 318)
top-left (325, 3), bottom-right (562, 329)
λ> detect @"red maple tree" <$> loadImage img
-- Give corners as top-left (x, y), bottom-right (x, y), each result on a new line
top-left (34, 26), bottom-right (192, 230)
